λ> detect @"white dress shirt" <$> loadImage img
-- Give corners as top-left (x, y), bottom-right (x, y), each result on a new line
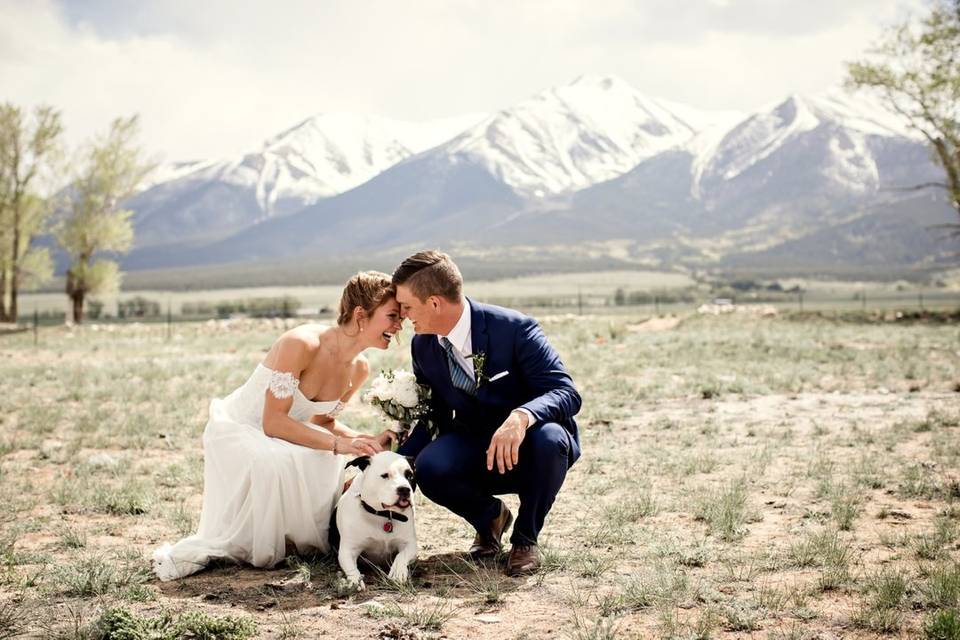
top-left (438, 299), bottom-right (535, 428)
top-left (438, 300), bottom-right (474, 376)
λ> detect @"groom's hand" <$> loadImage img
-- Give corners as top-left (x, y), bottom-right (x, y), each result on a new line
top-left (487, 410), bottom-right (529, 474)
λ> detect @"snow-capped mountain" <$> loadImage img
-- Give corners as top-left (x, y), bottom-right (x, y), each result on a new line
top-left (119, 76), bottom-right (956, 275)
top-left (558, 89), bottom-right (951, 266)
top-left (692, 90), bottom-right (917, 196)
top-left (251, 111), bottom-right (487, 205)
top-left (444, 74), bottom-right (743, 196)
top-left (127, 112), bottom-right (484, 247)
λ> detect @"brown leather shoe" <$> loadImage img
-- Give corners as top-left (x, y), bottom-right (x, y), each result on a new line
top-left (506, 543), bottom-right (540, 576)
top-left (469, 501), bottom-right (513, 560)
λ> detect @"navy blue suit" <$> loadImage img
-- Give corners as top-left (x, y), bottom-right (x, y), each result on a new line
top-left (398, 299), bottom-right (581, 546)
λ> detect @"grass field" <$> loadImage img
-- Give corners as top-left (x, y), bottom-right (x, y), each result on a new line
top-left (1, 310), bottom-right (959, 638)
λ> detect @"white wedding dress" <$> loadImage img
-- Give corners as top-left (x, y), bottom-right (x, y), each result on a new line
top-left (152, 364), bottom-right (347, 581)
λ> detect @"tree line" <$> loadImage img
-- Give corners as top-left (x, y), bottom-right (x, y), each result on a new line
top-left (0, 108), bottom-right (151, 324)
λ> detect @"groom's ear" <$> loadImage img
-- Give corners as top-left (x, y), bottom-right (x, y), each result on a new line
top-left (346, 456), bottom-right (371, 471)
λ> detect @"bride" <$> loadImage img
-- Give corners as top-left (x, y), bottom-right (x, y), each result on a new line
top-left (152, 272), bottom-right (401, 581)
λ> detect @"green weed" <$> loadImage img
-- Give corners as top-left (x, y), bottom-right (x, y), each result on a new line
top-left (93, 606), bottom-right (257, 640)
top-left (692, 479), bottom-right (754, 541)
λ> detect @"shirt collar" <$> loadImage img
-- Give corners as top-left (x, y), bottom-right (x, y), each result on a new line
top-left (439, 299), bottom-right (471, 352)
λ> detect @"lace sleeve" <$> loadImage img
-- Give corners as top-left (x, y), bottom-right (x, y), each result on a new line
top-left (268, 370), bottom-right (299, 400)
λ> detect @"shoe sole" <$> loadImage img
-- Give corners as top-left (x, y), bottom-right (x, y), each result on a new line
top-left (506, 565), bottom-right (539, 577)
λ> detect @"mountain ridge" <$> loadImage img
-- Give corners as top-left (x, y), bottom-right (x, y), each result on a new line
top-left (117, 76), bottom-right (956, 276)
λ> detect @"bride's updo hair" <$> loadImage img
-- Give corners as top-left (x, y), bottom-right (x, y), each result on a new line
top-left (337, 271), bottom-right (396, 326)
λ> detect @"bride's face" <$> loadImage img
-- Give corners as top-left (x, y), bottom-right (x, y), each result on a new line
top-left (364, 298), bottom-right (402, 349)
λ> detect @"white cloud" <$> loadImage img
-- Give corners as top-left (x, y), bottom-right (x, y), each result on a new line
top-left (0, 0), bottom-right (925, 161)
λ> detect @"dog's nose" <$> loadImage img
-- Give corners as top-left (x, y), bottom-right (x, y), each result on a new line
top-left (397, 486), bottom-right (411, 498)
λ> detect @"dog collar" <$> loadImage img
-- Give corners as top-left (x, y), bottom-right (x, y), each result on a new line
top-left (360, 499), bottom-right (409, 533)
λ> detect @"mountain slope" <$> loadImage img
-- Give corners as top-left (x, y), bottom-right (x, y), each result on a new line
top-left (127, 112), bottom-right (484, 247)
top-left (550, 92), bottom-right (953, 267)
top-left (122, 152), bottom-right (524, 269)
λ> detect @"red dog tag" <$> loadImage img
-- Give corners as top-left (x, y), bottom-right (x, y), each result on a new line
top-left (383, 522), bottom-right (393, 533)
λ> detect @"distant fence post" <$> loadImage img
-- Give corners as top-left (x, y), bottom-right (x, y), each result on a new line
top-left (166, 299), bottom-right (172, 341)
top-left (33, 308), bottom-right (39, 347)
top-left (577, 287), bottom-right (583, 316)
top-left (654, 295), bottom-right (660, 316)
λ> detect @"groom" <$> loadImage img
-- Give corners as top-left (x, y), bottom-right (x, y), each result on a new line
top-left (394, 251), bottom-right (581, 575)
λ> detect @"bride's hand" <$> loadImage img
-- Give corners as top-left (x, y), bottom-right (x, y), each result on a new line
top-left (338, 437), bottom-right (381, 457)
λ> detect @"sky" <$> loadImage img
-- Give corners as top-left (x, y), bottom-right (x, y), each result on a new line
top-left (1, 0), bottom-right (925, 163)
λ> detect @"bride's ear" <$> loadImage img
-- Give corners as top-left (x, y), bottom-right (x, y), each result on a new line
top-left (353, 306), bottom-right (367, 329)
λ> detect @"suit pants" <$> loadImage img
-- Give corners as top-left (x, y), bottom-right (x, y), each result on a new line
top-left (400, 422), bottom-right (572, 546)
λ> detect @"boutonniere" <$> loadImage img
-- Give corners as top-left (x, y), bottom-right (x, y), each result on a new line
top-left (467, 351), bottom-right (490, 386)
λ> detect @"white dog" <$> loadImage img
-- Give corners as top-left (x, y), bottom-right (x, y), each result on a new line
top-left (331, 452), bottom-right (418, 589)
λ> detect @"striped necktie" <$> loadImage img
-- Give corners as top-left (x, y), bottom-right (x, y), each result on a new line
top-left (440, 337), bottom-right (477, 395)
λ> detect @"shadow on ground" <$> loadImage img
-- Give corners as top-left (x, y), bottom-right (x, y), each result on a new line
top-left (156, 550), bottom-right (525, 613)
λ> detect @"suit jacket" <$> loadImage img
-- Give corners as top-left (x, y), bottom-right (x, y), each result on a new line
top-left (402, 299), bottom-right (581, 466)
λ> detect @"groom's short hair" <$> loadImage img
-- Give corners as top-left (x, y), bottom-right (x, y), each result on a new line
top-left (393, 250), bottom-right (463, 303)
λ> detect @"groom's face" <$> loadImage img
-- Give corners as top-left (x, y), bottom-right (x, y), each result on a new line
top-left (396, 284), bottom-right (439, 334)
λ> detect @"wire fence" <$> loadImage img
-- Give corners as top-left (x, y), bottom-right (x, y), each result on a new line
top-left (9, 287), bottom-right (960, 334)
top-left (485, 288), bottom-right (960, 317)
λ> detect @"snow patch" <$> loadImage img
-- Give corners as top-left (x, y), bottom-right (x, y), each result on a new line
top-left (446, 74), bottom-right (743, 195)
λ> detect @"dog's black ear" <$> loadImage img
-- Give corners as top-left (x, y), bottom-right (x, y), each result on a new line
top-left (346, 456), bottom-right (371, 471)
top-left (404, 456), bottom-right (417, 471)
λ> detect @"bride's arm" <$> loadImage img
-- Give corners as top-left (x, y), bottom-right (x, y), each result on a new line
top-left (316, 419), bottom-right (365, 439)
top-left (310, 357), bottom-right (395, 447)
top-left (262, 335), bottom-right (380, 456)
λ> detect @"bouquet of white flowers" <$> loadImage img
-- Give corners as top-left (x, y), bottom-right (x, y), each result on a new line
top-left (364, 369), bottom-right (434, 444)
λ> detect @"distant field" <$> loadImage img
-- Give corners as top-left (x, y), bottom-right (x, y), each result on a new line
top-left (17, 270), bottom-right (693, 317)
top-left (16, 269), bottom-right (960, 319)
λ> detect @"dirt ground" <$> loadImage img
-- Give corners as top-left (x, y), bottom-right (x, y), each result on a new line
top-left (1, 313), bottom-right (958, 639)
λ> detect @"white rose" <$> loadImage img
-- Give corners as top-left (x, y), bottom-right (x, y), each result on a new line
top-left (394, 385), bottom-right (419, 408)
top-left (394, 370), bottom-right (416, 387)
top-left (368, 374), bottom-right (394, 402)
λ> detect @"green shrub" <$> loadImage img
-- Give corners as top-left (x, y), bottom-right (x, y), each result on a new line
top-left (117, 297), bottom-right (162, 319)
top-left (693, 480), bottom-right (753, 541)
top-left (93, 606), bottom-right (256, 640)
top-left (923, 565), bottom-right (960, 609)
top-left (924, 608), bottom-right (960, 640)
